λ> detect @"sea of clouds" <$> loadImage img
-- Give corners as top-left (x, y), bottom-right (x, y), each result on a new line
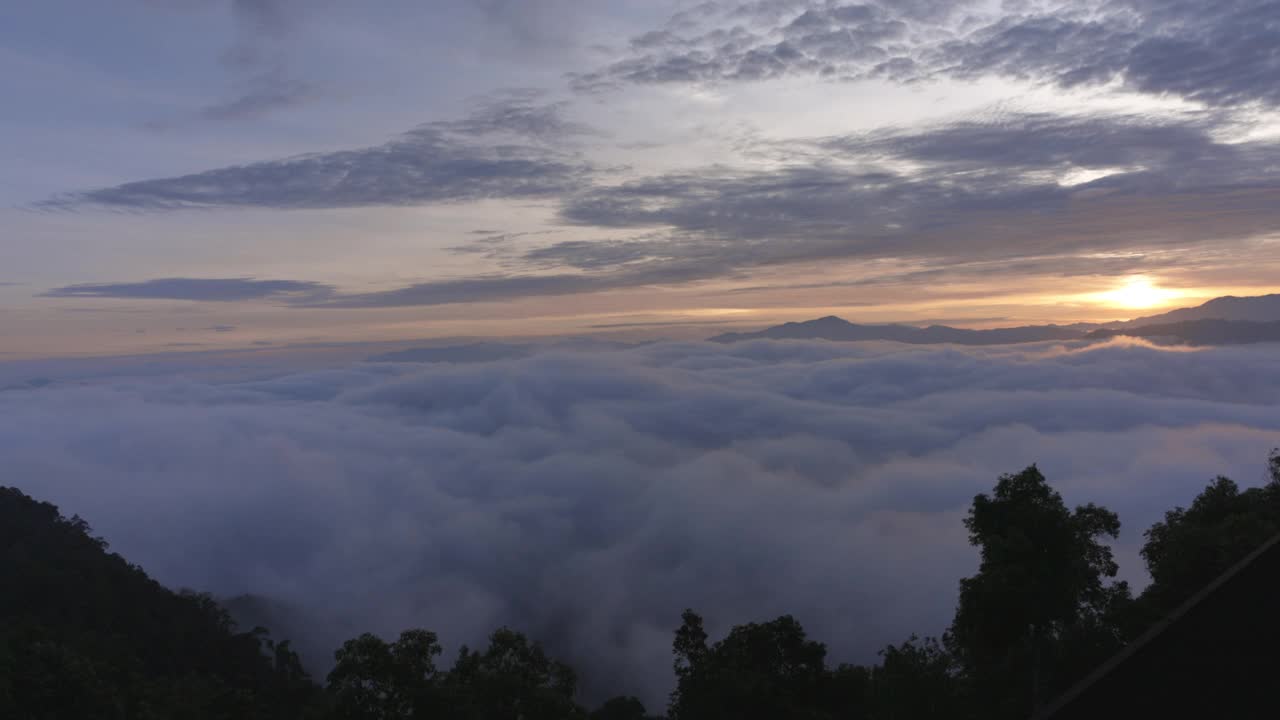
top-left (3, 338), bottom-right (1278, 703)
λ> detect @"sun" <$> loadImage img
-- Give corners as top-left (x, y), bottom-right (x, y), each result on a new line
top-left (1099, 276), bottom-right (1181, 310)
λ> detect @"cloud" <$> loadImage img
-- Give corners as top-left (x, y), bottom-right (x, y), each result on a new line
top-left (40, 110), bottom-right (1280, 308)
top-left (571, 0), bottom-right (977, 92)
top-left (307, 260), bottom-right (724, 308)
top-left (575, 1), bottom-right (1280, 108)
top-left (3, 339), bottom-right (1278, 704)
top-left (587, 319), bottom-right (736, 329)
top-left (143, 0), bottom-right (324, 126)
top-left (438, 89), bottom-right (601, 143)
top-left (542, 111), bottom-right (1280, 283)
top-left (42, 277), bottom-right (332, 302)
top-left (311, 274), bottom-right (605, 308)
top-left (926, 0), bottom-right (1280, 108)
top-left (193, 75), bottom-right (319, 122)
top-left (47, 95), bottom-right (597, 210)
top-left (468, 0), bottom-right (601, 57)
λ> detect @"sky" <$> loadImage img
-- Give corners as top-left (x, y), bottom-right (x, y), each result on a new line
top-left (4, 0), bottom-right (1280, 357)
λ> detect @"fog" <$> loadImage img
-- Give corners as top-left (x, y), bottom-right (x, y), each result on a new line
top-left (3, 338), bottom-right (1277, 703)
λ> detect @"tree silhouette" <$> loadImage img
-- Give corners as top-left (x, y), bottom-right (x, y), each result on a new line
top-left (947, 465), bottom-right (1129, 718)
top-left (869, 635), bottom-right (959, 719)
top-left (327, 630), bottom-right (443, 719)
top-left (590, 695), bottom-right (654, 720)
top-left (669, 610), bottom-right (864, 720)
top-left (443, 627), bottom-right (585, 720)
top-left (1138, 459), bottom-right (1280, 620)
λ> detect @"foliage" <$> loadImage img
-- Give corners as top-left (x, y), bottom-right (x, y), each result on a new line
top-left (327, 630), bottom-right (443, 719)
top-left (867, 636), bottom-right (960, 719)
top-left (1138, 452), bottom-right (1280, 620)
top-left (0, 486), bottom-right (324, 720)
top-left (5, 449), bottom-right (1279, 719)
top-left (669, 610), bottom-right (864, 720)
top-left (590, 695), bottom-right (656, 720)
top-left (442, 627), bottom-right (585, 720)
top-left (946, 465), bottom-right (1130, 717)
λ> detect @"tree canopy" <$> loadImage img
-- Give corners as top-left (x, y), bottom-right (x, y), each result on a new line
top-left (1141, 470), bottom-right (1280, 615)
top-left (947, 465), bottom-right (1131, 717)
top-left (669, 610), bottom-right (854, 720)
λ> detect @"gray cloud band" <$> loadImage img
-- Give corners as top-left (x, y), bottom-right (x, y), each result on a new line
top-left (45, 93), bottom-right (598, 210)
top-left (573, 0), bottom-right (1280, 108)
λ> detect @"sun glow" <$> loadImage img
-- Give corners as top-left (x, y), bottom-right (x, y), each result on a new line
top-left (1098, 276), bottom-right (1183, 310)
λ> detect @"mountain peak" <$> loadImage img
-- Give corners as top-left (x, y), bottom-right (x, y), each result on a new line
top-left (799, 315), bottom-right (853, 326)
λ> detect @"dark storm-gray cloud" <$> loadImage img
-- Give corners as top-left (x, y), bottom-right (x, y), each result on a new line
top-left (3, 339), bottom-right (1279, 704)
top-left (43, 277), bottom-right (333, 302)
top-left (576, 0), bottom-right (1280, 108)
top-left (47, 95), bottom-right (598, 210)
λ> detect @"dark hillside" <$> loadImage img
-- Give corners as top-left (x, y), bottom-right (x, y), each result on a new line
top-left (0, 486), bottom-right (322, 720)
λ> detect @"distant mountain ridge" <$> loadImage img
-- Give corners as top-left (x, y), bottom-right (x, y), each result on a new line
top-left (361, 296), bottom-right (1280, 356)
top-left (1116, 294), bottom-right (1280, 327)
top-left (708, 316), bottom-right (1085, 345)
top-left (708, 294), bottom-right (1280, 347)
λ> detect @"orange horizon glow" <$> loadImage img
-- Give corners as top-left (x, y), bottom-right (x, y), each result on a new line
top-left (1093, 276), bottom-right (1186, 311)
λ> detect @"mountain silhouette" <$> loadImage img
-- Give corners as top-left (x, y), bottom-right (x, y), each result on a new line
top-left (708, 316), bottom-right (1086, 345)
top-left (1114, 294), bottom-right (1280, 327)
top-left (709, 294), bottom-right (1280, 347)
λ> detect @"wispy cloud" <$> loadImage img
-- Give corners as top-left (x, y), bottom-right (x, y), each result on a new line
top-left (43, 277), bottom-right (332, 302)
top-left (143, 0), bottom-right (325, 126)
top-left (48, 94), bottom-right (598, 210)
top-left (37, 109), bottom-right (1280, 309)
top-left (541, 111), bottom-right (1280, 287)
top-left (192, 75), bottom-right (318, 123)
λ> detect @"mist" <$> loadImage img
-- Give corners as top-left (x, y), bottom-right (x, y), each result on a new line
top-left (3, 338), bottom-right (1277, 703)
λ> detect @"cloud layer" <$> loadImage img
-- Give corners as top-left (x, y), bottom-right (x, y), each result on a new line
top-left (46, 93), bottom-right (597, 210)
top-left (3, 339), bottom-right (1278, 703)
top-left (43, 277), bottom-right (332, 302)
top-left (43, 109), bottom-right (1280, 308)
top-left (577, 0), bottom-right (1280, 108)
top-left (543, 111), bottom-right (1280, 286)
